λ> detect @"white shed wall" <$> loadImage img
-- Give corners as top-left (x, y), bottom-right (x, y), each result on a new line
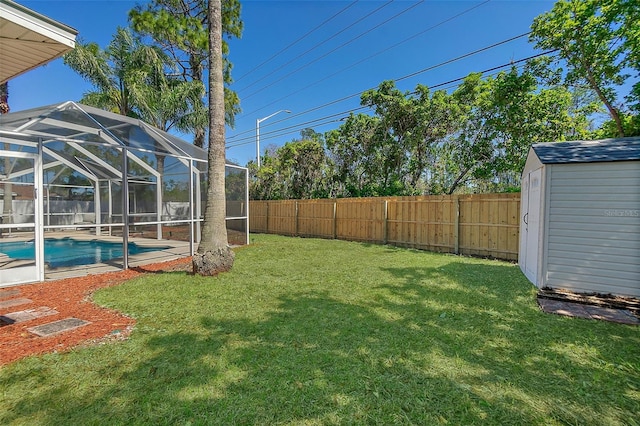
top-left (545, 161), bottom-right (640, 297)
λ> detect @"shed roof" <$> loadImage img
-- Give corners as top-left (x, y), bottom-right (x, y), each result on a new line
top-left (532, 138), bottom-right (640, 164)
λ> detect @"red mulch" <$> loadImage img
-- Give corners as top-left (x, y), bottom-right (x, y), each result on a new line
top-left (0, 257), bottom-right (192, 366)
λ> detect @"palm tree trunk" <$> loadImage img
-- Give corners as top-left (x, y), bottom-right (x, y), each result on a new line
top-left (192, 0), bottom-right (234, 275)
top-left (190, 54), bottom-right (206, 148)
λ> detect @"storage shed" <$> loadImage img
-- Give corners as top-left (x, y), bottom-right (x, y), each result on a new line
top-left (519, 137), bottom-right (640, 298)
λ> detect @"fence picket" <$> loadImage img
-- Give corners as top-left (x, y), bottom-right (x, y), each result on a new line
top-left (250, 194), bottom-right (520, 261)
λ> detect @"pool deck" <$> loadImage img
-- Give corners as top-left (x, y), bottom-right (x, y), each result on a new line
top-left (0, 231), bottom-right (192, 282)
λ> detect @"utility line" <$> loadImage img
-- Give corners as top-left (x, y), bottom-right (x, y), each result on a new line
top-left (251, 30), bottom-right (533, 118)
top-left (239, 0), bottom-right (492, 119)
top-left (226, 117), bottom-right (349, 150)
top-left (241, 0), bottom-right (425, 101)
top-left (233, 1), bottom-right (359, 85)
top-left (229, 30), bottom-right (532, 140)
top-left (236, 1), bottom-right (395, 94)
top-left (226, 109), bottom-right (367, 148)
top-left (395, 32), bottom-right (531, 83)
top-left (226, 50), bottom-right (559, 148)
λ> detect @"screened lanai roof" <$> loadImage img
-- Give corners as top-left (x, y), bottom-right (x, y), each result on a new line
top-left (0, 101), bottom-right (207, 162)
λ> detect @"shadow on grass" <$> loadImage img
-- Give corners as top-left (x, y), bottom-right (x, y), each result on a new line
top-left (1, 261), bottom-right (638, 424)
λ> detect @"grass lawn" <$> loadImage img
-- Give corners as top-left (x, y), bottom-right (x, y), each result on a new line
top-left (1, 234), bottom-right (638, 425)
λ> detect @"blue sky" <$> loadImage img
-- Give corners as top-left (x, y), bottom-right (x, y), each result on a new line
top-left (10, 0), bottom-right (556, 166)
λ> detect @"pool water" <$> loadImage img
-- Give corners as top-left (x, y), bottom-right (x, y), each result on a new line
top-left (0, 238), bottom-right (169, 268)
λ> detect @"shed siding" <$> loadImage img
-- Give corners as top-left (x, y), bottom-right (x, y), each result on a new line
top-left (545, 161), bottom-right (640, 297)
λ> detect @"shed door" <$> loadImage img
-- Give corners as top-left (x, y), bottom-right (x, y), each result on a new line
top-left (521, 168), bottom-right (542, 285)
top-left (519, 173), bottom-right (529, 273)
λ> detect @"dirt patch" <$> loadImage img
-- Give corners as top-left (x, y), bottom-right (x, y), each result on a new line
top-left (0, 257), bottom-right (192, 366)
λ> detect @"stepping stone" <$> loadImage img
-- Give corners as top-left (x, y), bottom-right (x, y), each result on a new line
top-left (0, 289), bottom-right (21, 300)
top-left (0, 306), bottom-right (58, 325)
top-left (27, 318), bottom-right (91, 337)
top-left (0, 297), bottom-right (32, 310)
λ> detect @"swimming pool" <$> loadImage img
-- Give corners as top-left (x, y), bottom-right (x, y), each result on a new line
top-left (0, 238), bottom-right (169, 268)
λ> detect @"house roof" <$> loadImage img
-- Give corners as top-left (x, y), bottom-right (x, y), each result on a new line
top-left (532, 137), bottom-right (640, 164)
top-left (0, 0), bottom-right (78, 84)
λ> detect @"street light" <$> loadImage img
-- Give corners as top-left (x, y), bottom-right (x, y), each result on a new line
top-left (256, 109), bottom-right (291, 168)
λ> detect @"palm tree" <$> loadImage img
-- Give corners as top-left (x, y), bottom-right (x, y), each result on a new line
top-left (64, 26), bottom-right (203, 123)
top-left (64, 27), bottom-right (207, 225)
top-left (129, 0), bottom-right (243, 147)
top-left (135, 56), bottom-right (206, 177)
top-left (192, 0), bottom-right (234, 275)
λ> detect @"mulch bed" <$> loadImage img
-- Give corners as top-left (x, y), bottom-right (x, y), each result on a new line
top-left (0, 257), bottom-right (192, 366)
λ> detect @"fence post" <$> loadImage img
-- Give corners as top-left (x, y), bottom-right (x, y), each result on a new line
top-left (454, 195), bottom-right (460, 255)
top-left (266, 202), bottom-right (270, 234)
top-left (333, 201), bottom-right (337, 239)
top-left (295, 200), bottom-right (299, 236)
top-left (383, 199), bottom-right (388, 245)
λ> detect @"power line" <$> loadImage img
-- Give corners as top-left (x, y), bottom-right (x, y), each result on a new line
top-left (395, 32), bottom-right (532, 83)
top-left (229, 30), bottom-right (532, 140)
top-left (241, 0), bottom-right (425, 101)
top-left (226, 109), bottom-right (366, 148)
top-left (227, 90), bottom-right (361, 141)
top-left (226, 117), bottom-right (351, 150)
top-left (236, 1), bottom-right (395, 94)
top-left (239, 0), bottom-right (492, 119)
top-left (226, 50), bottom-right (559, 148)
top-left (233, 1), bottom-right (359, 85)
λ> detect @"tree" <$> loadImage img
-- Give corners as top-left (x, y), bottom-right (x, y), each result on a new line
top-left (327, 81), bottom-right (461, 196)
top-left (446, 73), bottom-right (496, 193)
top-left (64, 26), bottom-right (205, 132)
top-left (192, 0), bottom-right (234, 275)
top-left (64, 27), bottom-right (166, 117)
top-left (64, 26), bottom-right (206, 215)
top-left (279, 138), bottom-right (328, 199)
top-left (249, 147), bottom-right (284, 200)
top-left (325, 113), bottom-right (403, 197)
top-left (325, 67), bottom-right (593, 196)
top-left (249, 132), bottom-right (328, 200)
top-left (405, 85), bottom-right (461, 190)
top-left (445, 67), bottom-right (591, 194)
top-left (530, 0), bottom-right (638, 137)
top-left (360, 81), bottom-right (415, 194)
top-left (129, 0), bottom-right (243, 146)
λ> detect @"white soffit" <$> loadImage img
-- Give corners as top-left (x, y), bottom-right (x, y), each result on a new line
top-left (0, 0), bottom-right (78, 84)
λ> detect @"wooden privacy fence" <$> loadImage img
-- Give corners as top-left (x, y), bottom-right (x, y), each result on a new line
top-left (249, 193), bottom-right (521, 261)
